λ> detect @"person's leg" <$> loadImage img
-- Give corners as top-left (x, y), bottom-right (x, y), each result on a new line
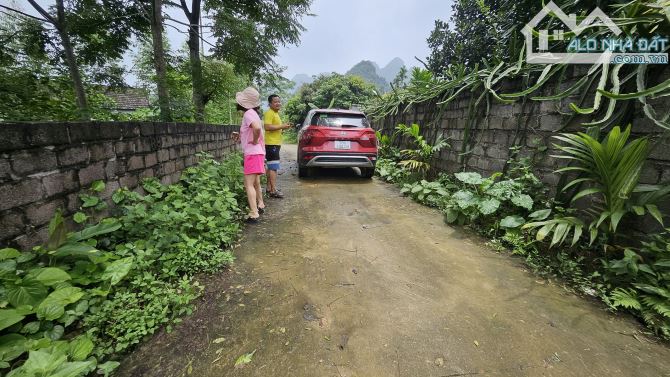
top-left (267, 169), bottom-right (277, 193)
top-left (244, 174), bottom-right (259, 218)
top-left (254, 174), bottom-right (265, 210)
top-left (266, 145), bottom-right (283, 197)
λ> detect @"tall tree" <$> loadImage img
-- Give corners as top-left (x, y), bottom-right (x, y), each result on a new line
top-left (25, 0), bottom-right (88, 118)
top-left (1, 0), bottom-right (148, 119)
top-left (426, 0), bottom-right (540, 73)
top-left (169, 0), bottom-right (312, 121)
top-left (150, 0), bottom-right (173, 121)
top-left (174, 0), bottom-right (206, 121)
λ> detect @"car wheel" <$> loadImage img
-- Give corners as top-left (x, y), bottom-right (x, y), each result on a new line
top-left (361, 167), bottom-right (374, 179)
top-left (298, 165), bottom-right (309, 178)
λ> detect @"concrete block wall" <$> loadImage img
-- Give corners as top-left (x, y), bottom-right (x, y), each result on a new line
top-left (374, 70), bottom-right (670, 188)
top-left (0, 122), bottom-right (238, 249)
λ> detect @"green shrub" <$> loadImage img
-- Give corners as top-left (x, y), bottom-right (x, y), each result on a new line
top-left (0, 152), bottom-right (245, 376)
top-left (604, 232), bottom-right (670, 338)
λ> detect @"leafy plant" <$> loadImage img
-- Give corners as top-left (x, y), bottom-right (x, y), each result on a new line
top-left (1, 152), bottom-right (246, 375)
top-left (400, 180), bottom-right (451, 207)
top-left (443, 171), bottom-right (536, 227)
top-left (395, 123), bottom-right (449, 176)
top-left (375, 158), bottom-right (411, 184)
top-left (524, 126), bottom-right (669, 247)
top-left (605, 231), bottom-right (670, 338)
top-left (375, 130), bottom-right (400, 160)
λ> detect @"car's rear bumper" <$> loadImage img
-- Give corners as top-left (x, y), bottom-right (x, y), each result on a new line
top-left (303, 154), bottom-right (376, 168)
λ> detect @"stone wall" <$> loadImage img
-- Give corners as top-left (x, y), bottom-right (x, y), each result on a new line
top-left (374, 67), bottom-right (670, 188)
top-left (0, 122), bottom-right (238, 249)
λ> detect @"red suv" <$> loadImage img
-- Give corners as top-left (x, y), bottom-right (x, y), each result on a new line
top-left (297, 109), bottom-right (378, 178)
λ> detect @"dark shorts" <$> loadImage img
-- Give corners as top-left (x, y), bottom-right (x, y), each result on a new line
top-left (265, 145), bottom-right (281, 171)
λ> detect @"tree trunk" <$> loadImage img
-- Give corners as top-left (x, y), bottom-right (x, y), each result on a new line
top-left (186, 0), bottom-right (205, 122)
top-left (151, 0), bottom-right (172, 121)
top-left (54, 0), bottom-right (89, 120)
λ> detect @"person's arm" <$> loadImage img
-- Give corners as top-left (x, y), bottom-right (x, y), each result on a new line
top-left (265, 122), bottom-right (292, 130)
top-left (264, 112), bottom-right (291, 131)
top-left (250, 120), bottom-right (262, 144)
top-left (231, 131), bottom-right (240, 143)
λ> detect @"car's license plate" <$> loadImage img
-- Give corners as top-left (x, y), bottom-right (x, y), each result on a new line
top-left (334, 140), bottom-right (351, 149)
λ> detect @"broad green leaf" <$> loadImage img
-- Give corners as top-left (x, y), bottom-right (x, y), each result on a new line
top-left (529, 209), bottom-right (551, 220)
top-left (37, 287), bottom-right (83, 321)
top-left (454, 172), bottom-right (483, 185)
top-left (0, 260), bottom-right (17, 277)
top-left (0, 309), bottom-right (25, 331)
top-left (452, 190), bottom-right (477, 209)
top-left (68, 336), bottom-right (94, 361)
top-left (101, 257), bottom-right (134, 286)
top-left (49, 243), bottom-right (99, 258)
top-left (6, 280), bottom-right (47, 308)
top-left (80, 195), bottom-right (99, 208)
top-left (29, 268), bottom-right (71, 286)
top-left (73, 212), bottom-right (88, 224)
top-left (50, 360), bottom-right (95, 377)
top-left (444, 209), bottom-right (459, 224)
top-left (478, 198), bottom-right (500, 215)
top-left (20, 321), bottom-right (40, 334)
top-left (0, 248), bottom-right (20, 261)
top-left (45, 325), bottom-right (64, 341)
top-left (90, 180), bottom-right (105, 192)
top-left (500, 215), bottom-right (525, 228)
top-left (0, 334), bottom-right (27, 362)
top-left (68, 218), bottom-right (121, 242)
top-left (511, 194), bottom-right (533, 210)
top-left (20, 349), bottom-right (66, 375)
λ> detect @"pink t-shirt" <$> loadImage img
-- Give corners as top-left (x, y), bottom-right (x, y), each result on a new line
top-left (239, 109), bottom-right (265, 156)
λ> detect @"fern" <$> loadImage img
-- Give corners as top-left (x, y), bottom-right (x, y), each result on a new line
top-left (610, 288), bottom-right (642, 310)
top-left (641, 295), bottom-right (670, 318)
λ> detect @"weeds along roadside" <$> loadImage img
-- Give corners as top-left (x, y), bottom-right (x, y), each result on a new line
top-left (376, 123), bottom-right (670, 340)
top-left (0, 152), bottom-right (246, 376)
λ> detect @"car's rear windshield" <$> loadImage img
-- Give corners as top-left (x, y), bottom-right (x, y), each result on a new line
top-left (310, 113), bottom-right (369, 128)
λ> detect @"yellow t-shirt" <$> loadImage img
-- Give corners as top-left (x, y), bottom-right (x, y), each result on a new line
top-left (263, 109), bottom-right (282, 145)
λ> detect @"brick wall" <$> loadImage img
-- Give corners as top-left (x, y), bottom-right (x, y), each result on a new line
top-left (374, 67), bottom-right (670, 188)
top-left (0, 122), bottom-right (238, 249)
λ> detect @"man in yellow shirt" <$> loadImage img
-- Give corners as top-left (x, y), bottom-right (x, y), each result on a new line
top-left (263, 94), bottom-right (292, 198)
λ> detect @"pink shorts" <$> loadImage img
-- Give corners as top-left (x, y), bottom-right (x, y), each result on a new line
top-left (244, 154), bottom-right (266, 175)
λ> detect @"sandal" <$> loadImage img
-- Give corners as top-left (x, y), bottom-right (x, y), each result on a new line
top-left (269, 190), bottom-right (285, 199)
top-left (245, 216), bottom-right (260, 224)
top-left (258, 207), bottom-right (265, 214)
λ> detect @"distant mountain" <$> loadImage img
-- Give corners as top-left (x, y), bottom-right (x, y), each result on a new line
top-left (346, 60), bottom-right (388, 92)
top-left (289, 58), bottom-right (406, 94)
top-left (290, 74), bottom-right (313, 92)
top-left (379, 57), bottom-right (405, 83)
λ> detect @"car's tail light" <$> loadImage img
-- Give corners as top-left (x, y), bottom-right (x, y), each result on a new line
top-left (358, 130), bottom-right (377, 148)
top-left (301, 128), bottom-right (326, 146)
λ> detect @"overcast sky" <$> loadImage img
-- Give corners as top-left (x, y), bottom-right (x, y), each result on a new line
top-left (2, 0), bottom-right (455, 81)
top-left (274, 0), bottom-right (454, 78)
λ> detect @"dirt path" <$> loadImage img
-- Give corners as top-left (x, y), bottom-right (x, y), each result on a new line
top-left (117, 144), bottom-right (670, 377)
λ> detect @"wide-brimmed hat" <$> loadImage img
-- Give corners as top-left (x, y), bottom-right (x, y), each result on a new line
top-left (236, 87), bottom-right (261, 109)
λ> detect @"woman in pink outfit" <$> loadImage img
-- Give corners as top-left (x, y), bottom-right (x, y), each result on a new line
top-left (231, 87), bottom-right (266, 223)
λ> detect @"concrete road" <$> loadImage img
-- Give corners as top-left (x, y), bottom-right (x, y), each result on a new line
top-left (118, 144), bottom-right (670, 377)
